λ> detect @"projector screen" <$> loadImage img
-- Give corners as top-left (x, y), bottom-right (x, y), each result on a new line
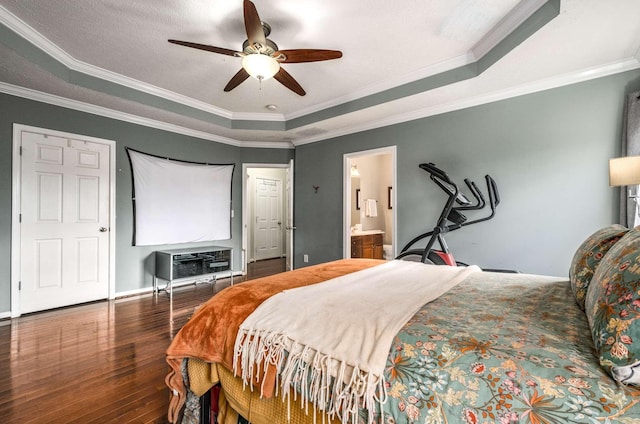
top-left (126, 148), bottom-right (234, 246)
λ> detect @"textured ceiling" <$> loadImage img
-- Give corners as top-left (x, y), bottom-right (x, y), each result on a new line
top-left (1, 0), bottom-right (639, 147)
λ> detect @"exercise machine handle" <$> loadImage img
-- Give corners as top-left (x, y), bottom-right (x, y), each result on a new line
top-left (419, 162), bottom-right (451, 184)
top-left (487, 175), bottom-right (500, 208)
top-left (456, 179), bottom-right (485, 210)
top-left (421, 163), bottom-right (471, 205)
top-left (459, 175), bottom-right (499, 226)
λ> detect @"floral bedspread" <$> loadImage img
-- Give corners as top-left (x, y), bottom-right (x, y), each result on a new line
top-left (368, 272), bottom-right (640, 424)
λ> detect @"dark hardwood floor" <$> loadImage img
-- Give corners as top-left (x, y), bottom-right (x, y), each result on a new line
top-left (0, 258), bottom-right (286, 423)
top-left (246, 257), bottom-right (287, 280)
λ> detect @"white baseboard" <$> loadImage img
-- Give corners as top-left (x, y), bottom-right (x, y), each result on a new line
top-left (115, 286), bottom-right (155, 298)
top-left (1, 271), bottom-right (246, 317)
top-left (115, 271), bottom-right (244, 299)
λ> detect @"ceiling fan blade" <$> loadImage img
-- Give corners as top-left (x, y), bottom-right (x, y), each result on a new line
top-left (274, 68), bottom-right (306, 96)
top-left (224, 68), bottom-right (251, 92)
top-left (168, 39), bottom-right (240, 57)
top-left (276, 49), bottom-right (343, 63)
top-left (244, 0), bottom-right (266, 47)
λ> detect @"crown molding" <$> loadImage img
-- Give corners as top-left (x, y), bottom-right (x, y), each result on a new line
top-left (2, 1), bottom-right (636, 150)
top-left (0, 1), bottom-right (554, 127)
top-left (281, 0), bottom-right (554, 121)
top-left (472, 0), bottom-right (549, 60)
top-left (3, 51), bottom-right (637, 151)
top-left (284, 52), bottom-right (476, 121)
top-left (1, 4), bottom-right (292, 125)
top-left (232, 111), bottom-right (286, 122)
top-left (0, 82), bottom-right (293, 149)
top-left (3, 55), bottom-right (638, 150)
top-left (0, 4), bottom-right (234, 119)
top-left (0, 5), bottom-right (75, 66)
top-left (293, 58), bottom-right (640, 146)
top-left (240, 140), bottom-right (294, 149)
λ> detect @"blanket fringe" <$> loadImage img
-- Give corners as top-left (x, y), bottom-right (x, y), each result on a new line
top-left (234, 329), bottom-right (387, 424)
top-left (165, 357), bottom-right (187, 423)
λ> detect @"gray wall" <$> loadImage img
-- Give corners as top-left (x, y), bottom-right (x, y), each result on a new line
top-left (3, 68), bottom-right (640, 314)
top-left (0, 93), bottom-right (293, 312)
top-left (294, 69), bottom-right (640, 276)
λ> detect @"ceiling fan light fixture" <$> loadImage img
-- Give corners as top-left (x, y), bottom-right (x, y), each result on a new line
top-left (242, 54), bottom-right (280, 81)
top-left (169, 0), bottom-right (341, 95)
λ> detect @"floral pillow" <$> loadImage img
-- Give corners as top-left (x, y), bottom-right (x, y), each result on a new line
top-left (569, 224), bottom-right (628, 310)
top-left (585, 228), bottom-right (640, 385)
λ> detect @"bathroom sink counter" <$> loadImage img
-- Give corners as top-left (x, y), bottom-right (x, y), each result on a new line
top-left (351, 230), bottom-right (384, 236)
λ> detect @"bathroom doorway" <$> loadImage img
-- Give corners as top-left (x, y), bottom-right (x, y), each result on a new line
top-left (343, 146), bottom-right (397, 260)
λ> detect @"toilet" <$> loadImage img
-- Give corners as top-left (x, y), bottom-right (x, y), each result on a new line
top-left (383, 245), bottom-right (393, 260)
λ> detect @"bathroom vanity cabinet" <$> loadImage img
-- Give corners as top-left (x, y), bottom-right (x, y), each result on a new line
top-left (351, 233), bottom-right (384, 259)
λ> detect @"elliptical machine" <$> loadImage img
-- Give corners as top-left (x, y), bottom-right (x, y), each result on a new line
top-left (396, 162), bottom-right (500, 265)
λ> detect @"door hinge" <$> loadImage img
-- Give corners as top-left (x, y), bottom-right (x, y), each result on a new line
top-left (19, 146), bottom-right (22, 155)
top-left (19, 214), bottom-right (22, 223)
top-left (19, 281), bottom-right (21, 290)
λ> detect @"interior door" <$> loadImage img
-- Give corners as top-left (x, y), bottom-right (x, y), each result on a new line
top-left (19, 131), bottom-right (111, 314)
top-left (254, 177), bottom-right (282, 261)
top-left (285, 159), bottom-right (294, 270)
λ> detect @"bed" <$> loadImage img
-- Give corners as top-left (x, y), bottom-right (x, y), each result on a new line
top-left (166, 225), bottom-right (640, 423)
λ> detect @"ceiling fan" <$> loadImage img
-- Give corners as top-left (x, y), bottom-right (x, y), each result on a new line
top-left (168, 0), bottom-right (343, 96)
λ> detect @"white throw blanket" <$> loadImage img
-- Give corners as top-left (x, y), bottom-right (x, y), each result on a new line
top-left (233, 260), bottom-right (480, 424)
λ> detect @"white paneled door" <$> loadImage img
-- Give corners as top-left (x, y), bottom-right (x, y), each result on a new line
top-left (254, 177), bottom-right (282, 261)
top-left (19, 131), bottom-right (111, 314)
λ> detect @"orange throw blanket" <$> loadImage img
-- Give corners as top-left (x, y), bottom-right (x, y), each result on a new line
top-left (165, 258), bottom-right (385, 423)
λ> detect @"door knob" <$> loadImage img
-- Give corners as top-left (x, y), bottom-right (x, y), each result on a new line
top-left (99, 227), bottom-right (108, 232)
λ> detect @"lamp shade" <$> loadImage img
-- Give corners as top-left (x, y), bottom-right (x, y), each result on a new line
top-left (242, 54), bottom-right (280, 81)
top-left (609, 156), bottom-right (640, 186)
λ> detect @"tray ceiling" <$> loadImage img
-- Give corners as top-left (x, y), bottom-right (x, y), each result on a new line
top-left (1, 0), bottom-right (639, 147)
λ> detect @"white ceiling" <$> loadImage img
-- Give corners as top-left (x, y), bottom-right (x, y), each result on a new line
top-left (1, 0), bottom-right (639, 148)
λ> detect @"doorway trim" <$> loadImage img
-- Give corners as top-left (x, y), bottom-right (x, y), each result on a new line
top-left (242, 161), bottom-right (294, 274)
top-left (343, 146), bottom-right (397, 260)
top-left (11, 123), bottom-right (116, 318)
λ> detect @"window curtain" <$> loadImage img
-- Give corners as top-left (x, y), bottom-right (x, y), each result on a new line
top-left (620, 90), bottom-right (640, 227)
